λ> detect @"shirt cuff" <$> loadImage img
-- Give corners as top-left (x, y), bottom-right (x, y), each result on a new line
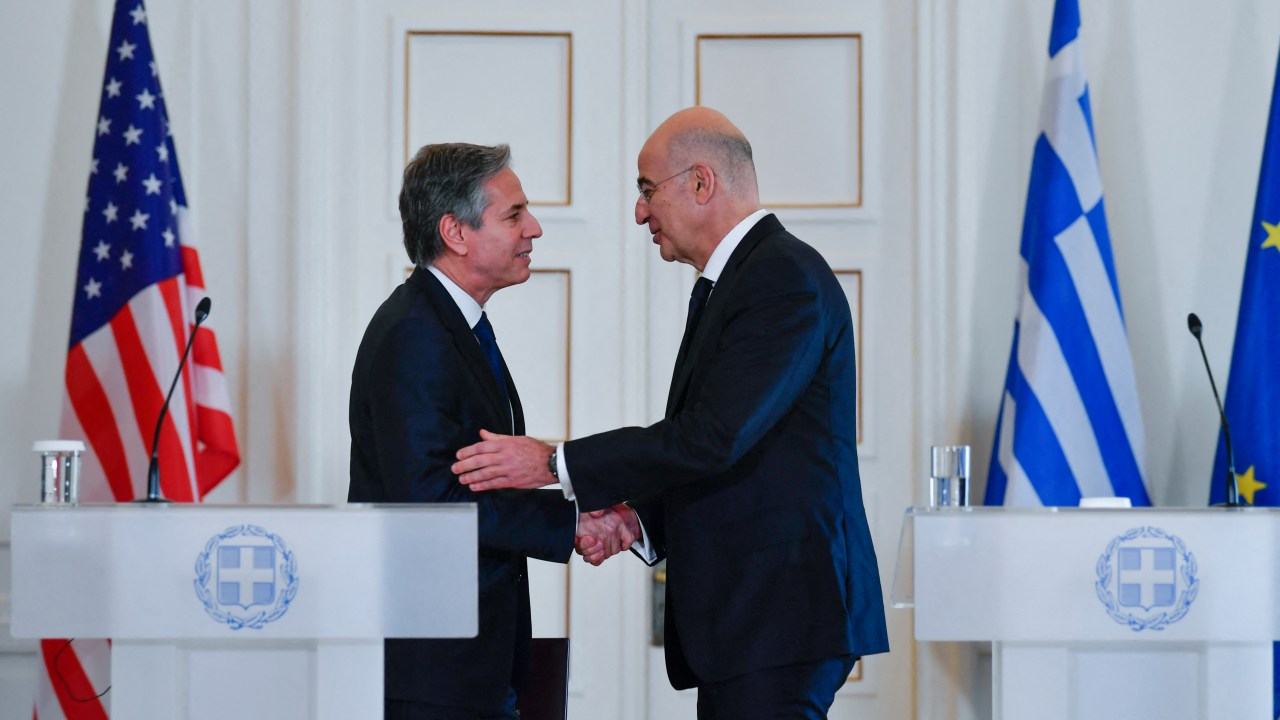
top-left (631, 508), bottom-right (657, 562)
top-left (556, 442), bottom-right (575, 501)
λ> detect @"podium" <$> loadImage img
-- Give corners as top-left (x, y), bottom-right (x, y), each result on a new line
top-left (10, 503), bottom-right (477, 719)
top-left (899, 507), bottom-right (1280, 720)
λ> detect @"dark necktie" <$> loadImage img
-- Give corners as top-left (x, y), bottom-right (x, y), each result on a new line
top-left (676, 277), bottom-right (715, 365)
top-left (473, 312), bottom-right (509, 401)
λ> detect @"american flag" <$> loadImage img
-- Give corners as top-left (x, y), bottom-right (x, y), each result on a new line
top-left (35, 1), bottom-right (241, 717)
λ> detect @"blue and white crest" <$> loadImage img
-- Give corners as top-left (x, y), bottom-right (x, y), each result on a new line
top-left (1095, 526), bottom-right (1198, 631)
top-left (195, 525), bottom-right (298, 630)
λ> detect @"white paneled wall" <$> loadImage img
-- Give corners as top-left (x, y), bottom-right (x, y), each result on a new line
top-left (3, 0), bottom-right (1279, 717)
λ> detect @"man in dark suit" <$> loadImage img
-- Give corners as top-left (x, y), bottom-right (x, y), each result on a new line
top-left (348, 142), bottom-right (635, 719)
top-left (452, 108), bottom-right (890, 718)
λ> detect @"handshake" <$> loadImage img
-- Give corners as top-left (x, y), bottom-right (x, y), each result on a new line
top-left (448, 430), bottom-right (642, 566)
top-left (575, 504), bottom-right (641, 566)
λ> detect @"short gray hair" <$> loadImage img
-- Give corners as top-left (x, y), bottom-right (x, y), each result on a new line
top-left (400, 143), bottom-right (512, 266)
top-left (667, 129), bottom-right (756, 194)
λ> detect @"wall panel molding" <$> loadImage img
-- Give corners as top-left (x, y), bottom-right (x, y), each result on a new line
top-left (399, 30), bottom-right (574, 206)
top-left (696, 33), bottom-right (863, 208)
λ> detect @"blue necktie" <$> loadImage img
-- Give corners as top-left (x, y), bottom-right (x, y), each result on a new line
top-left (677, 277), bottom-right (714, 364)
top-left (473, 312), bottom-right (509, 399)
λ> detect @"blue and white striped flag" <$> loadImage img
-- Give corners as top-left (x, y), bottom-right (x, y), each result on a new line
top-left (984, 0), bottom-right (1150, 507)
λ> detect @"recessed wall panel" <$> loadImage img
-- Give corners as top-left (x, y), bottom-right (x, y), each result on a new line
top-left (485, 269), bottom-right (571, 443)
top-left (835, 269), bottom-right (864, 444)
top-left (697, 34), bottom-right (861, 207)
top-left (405, 32), bottom-right (572, 205)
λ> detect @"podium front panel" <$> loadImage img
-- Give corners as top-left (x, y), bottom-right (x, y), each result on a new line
top-left (10, 503), bottom-right (478, 640)
top-left (912, 507), bottom-right (1280, 642)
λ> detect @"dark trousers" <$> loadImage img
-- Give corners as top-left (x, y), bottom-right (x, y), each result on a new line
top-left (385, 689), bottom-right (519, 720)
top-left (696, 655), bottom-right (858, 720)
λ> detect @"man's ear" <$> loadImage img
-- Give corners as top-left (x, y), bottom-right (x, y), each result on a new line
top-left (439, 214), bottom-right (468, 256)
top-left (691, 163), bottom-right (716, 205)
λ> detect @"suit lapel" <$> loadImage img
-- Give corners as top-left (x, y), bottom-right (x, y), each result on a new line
top-left (409, 269), bottom-right (516, 431)
top-left (665, 214), bottom-right (780, 417)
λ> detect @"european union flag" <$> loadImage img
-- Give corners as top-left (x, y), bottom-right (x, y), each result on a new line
top-left (1209, 44), bottom-right (1280, 718)
top-left (985, 0), bottom-right (1150, 507)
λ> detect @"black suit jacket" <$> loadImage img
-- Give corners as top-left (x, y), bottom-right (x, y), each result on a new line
top-left (566, 214), bottom-right (889, 688)
top-left (348, 268), bottom-right (576, 712)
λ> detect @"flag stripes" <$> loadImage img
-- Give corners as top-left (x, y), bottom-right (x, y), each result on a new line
top-left (986, 0), bottom-right (1149, 507)
top-left (37, 0), bottom-right (241, 715)
top-left (36, 639), bottom-right (110, 720)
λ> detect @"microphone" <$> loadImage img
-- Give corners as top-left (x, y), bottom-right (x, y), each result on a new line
top-left (137, 297), bottom-right (212, 503)
top-left (1186, 313), bottom-right (1239, 506)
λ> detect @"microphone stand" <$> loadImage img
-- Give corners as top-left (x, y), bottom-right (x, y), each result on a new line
top-left (1187, 313), bottom-right (1240, 507)
top-left (137, 297), bottom-right (211, 504)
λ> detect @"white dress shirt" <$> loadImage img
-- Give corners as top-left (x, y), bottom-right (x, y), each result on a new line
top-left (556, 209), bottom-right (771, 560)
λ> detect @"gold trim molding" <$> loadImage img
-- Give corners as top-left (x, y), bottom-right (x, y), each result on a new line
top-left (834, 269), bottom-right (864, 444)
top-left (695, 33), bottom-right (863, 209)
top-left (403, 31), bottom-right (574, 206)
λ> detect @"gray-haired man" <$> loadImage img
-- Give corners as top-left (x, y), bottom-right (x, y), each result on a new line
top-left (348, 143), bottom-right (634, 719)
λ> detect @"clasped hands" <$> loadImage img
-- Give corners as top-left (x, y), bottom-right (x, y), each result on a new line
top-left (453, 429), bottom-right (639, 565)
top-left (576, 504), bottom-right (641, 566)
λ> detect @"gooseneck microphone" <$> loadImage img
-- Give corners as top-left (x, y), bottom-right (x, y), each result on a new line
top-left (1187, 313), bottom-right (1239, 506)
top-left (138, 297), bottom-right (212, 503)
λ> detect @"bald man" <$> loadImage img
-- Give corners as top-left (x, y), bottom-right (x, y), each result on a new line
top-left (453, 108), bottom-right (889, 718)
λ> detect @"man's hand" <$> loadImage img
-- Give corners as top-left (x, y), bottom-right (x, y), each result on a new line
top-left (453, 430), bottom-right (556, 491)
top-left (575, 504), bottom-right (641, 566)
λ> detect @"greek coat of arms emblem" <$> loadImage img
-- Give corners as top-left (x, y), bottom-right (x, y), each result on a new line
top-left (194, 525), bottom-right (298, 630)
top-left (1095, 526), bottom-right (1197, 631)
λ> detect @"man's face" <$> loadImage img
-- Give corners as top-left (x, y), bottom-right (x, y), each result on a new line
top-left (635, 139), bottom-right (697, 266)
top-left (462, 167), bottom-right (541, 294)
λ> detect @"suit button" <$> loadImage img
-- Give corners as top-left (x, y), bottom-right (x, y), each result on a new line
top-left (515, 573), bottom-right (525, 583)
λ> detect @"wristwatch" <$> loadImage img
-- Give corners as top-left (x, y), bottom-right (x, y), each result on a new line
top-left (547, 449), bottom-right (559, 481)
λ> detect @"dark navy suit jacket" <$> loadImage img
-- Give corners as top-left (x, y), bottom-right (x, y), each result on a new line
top-left (348, 268), bottom-right (576, 712)
top-left (565, 214), bottom-right (889, 688)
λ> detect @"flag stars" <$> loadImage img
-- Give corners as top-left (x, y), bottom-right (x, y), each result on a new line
top-left (162, 228), bottom-right (176, 247)
top-left (116, 40), bottom-right (136, 61)
top-left (149, 60), bottom-right (158, 78)
top-left (105, 78), bottom-right (122, 98)
top-left (142, 173), bottom-right (162, 195)
top-left (90, 158), bottom-right (99, 175)
top-left (136, 89), bottom-right (156, 110)
top-left (84, 278), bottom-right (102, 299)
top-left (123, 125), bottom-right (143, 145)
top-left (93, 241), bottom-right (111, 261)
top-left (120, 250), bottom-right (134, 270)
top-left (157, 144), bottom-right (169, 163)
top-left (97, 116), bottom-right (112, 136)
top-left (113, 163), bottom-right (129, 183)
top-left (169, 198), bottom-right (178, 215)
top-left (129, 209), bottom-right (150, 231)
top-left (103, 202), bottom-right (119, 223)
top-left (1262, 221), bottom-right (1280, 253)
top-left (1235, 466), bottom-right (1267, 505)
top-left (129, 4), bottom-right (147, 24)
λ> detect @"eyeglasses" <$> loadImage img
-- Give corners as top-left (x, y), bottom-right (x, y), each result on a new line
top-left (637, 167), bottom-right (694, 203)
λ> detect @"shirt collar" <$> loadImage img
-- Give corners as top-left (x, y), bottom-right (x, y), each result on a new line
top-left (701, 208), bottom-right (770, 283)
top-left (427, 265), bottom-right (484, 329)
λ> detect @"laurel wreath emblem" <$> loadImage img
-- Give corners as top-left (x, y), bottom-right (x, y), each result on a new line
top-left (194, 525), bottom-right (299, 630)
top-left (1095, 526), bottom-right (1197, 632)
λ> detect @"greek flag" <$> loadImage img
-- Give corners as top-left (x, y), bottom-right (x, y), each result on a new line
top-left (984, 0), bottom-right (1150, 507)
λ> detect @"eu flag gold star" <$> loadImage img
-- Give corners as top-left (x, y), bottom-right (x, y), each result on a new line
top-left (1262, 221), bottom-right (1280, 252)
top-left (1235, 465), bottom-right (1267, 505)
